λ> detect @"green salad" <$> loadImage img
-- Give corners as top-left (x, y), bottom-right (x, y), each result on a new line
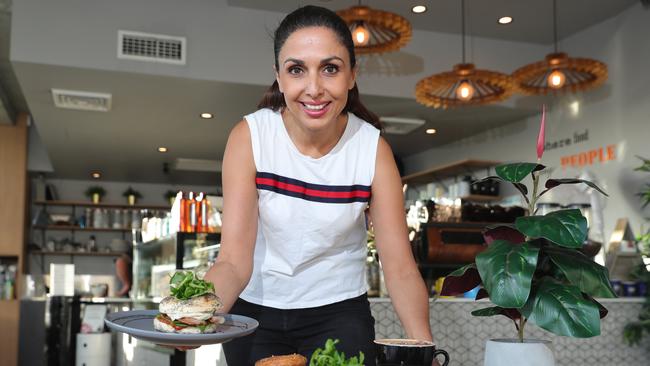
top-left (169, 271), bottom-right (215, 300)
top-left (310, 339), bottom-right (365, 366)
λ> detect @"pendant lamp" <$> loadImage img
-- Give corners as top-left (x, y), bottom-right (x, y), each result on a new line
top-left (337, 1), bottom-right (412, 54)
top-left (512, 0), bottom-right (607, 95)
top-left (415, 0), bottom-right (515, 109)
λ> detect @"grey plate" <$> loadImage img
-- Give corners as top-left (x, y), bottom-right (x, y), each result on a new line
top-left (105, 310), bottom-right (259, 346)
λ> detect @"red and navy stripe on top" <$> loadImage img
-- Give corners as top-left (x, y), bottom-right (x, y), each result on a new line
top-left (255, 172), bottom-right (371, 204)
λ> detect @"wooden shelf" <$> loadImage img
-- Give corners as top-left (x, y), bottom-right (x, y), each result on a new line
top-left (34, 200), bottom-right (170, 210)
top-left (30, 250), bottom-right (122, 257)
top-left (402, 159), bottom-right (500, 185)
top-left (460, 194), bottom-right (501, 202)
top-left (34, 225), bottom-right (132, 232)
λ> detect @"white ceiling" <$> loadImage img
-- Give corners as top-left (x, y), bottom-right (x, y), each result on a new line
top-left (228, 0), bottom-right (638, 44)
top-left (16, 61), bottom-right (540, 184)
top-left (4, 0), bottom-right (640, 184)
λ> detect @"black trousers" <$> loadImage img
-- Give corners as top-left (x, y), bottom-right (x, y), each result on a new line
top-left (223, 293), bottom-right (376, 366)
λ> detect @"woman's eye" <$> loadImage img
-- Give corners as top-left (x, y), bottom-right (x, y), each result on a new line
top-left (323, 65), bottom-right (339, 74)
top-left (288, 66), bottom-right (303, 75)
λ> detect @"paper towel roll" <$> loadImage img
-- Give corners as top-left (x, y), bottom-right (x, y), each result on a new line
top-left (50, 263), bottom-right (75, 296)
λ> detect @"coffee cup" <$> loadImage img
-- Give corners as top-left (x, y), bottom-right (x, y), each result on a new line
top-left (375, 338), bottom-right (449, 366)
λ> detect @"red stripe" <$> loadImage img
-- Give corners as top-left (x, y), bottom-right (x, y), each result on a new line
top-left (256, 177), bottom-right (370, 199)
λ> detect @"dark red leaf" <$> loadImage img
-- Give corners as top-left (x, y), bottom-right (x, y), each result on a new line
top-left (503, 308), bottom-right (522, 321)
top-left (483, 225), bottom-right (526, 245)
top-left (440, 265), bottom-right (482, 296)
top-left (475, 288), bottom-right (489, 300)
top-left (544, 179), bottom-right (608, 197)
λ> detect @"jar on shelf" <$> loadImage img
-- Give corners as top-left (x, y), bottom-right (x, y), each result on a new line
top-left (112, 209), bottom-right (123, 229)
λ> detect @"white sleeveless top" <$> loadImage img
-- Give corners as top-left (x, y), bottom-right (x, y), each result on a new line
top-left (240, 108), bottom-right (380, 309)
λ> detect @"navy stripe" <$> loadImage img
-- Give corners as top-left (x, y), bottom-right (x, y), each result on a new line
top-left (256, 184), bottom-right (370, 204)
top-left (256, 172), bottom-right (370, 193)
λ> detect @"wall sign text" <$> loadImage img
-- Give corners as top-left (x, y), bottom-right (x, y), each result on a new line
top-left (560, 144), bottom-right (616, 169)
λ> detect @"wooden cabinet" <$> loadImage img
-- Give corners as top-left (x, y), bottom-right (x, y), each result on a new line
top-left (0, 115), bottom-right (28, 256)
top-left (0, 300), bottom-right (19, 366)
top-left (0, 114), bottom-right (27, 366)
top-left (420, 222), bottom-right (487, 264)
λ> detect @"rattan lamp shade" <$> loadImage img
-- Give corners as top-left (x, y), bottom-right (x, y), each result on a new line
top-left (415, 63), bottom-right (516, 109)
top-left (512, 52), bottom-right (608, 95)
top-left (337, 5), bottom-right (412, 54)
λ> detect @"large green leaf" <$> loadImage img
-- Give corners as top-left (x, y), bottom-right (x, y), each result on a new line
top-left (475, 240), bottom-right (539, 308)
top-left (545, 246), bottom-right (617, 298)
top-left (495, 163), bottom-right (545, 183)
top-left (522, 278), bottom-right (601, 338)
top-left (515, 209), bottom-right (587, 248)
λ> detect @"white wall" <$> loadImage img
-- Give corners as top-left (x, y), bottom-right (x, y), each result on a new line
top-left (10, 0), bottom-right (547, 100)
top-left (404, 4), bottom-right (650, 244)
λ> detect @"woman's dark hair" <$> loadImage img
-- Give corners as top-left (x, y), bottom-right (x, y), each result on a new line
top-left (257, 5), bottom-right (382, 130)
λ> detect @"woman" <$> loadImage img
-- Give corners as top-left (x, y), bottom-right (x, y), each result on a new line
top-left (204, 5), bottom-right (434, 365)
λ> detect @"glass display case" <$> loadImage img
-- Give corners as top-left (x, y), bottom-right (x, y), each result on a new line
top-left (132, 232), bottom-right (220, 299)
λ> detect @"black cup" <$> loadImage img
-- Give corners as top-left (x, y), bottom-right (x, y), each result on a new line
top-left (375, 339), bottom-right (449, 366)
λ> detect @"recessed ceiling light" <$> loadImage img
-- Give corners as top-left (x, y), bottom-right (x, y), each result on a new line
top-left (200, 112), bottom-right (213, 119)
top-left (412, 5), bottom-right (427, 14)
top-left (158, 147), bottom-right (168, 153)
top-left (498, 16), bottom-right (513, 25)
top-left (91, 172), bottom-right (101, 179)
top-left (425, 128), bottom-right (437, 135)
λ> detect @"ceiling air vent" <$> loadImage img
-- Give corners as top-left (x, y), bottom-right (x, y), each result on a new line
top-left (51, 89), bottom-right (112, 112)
top-left (118, 30), bottom-right (186, 65)
top-left (380, 116), bottom-right (426, 135)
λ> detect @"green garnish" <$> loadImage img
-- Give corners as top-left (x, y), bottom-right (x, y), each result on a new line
top-left (172, 320), bottom-right (189, 328)
top-left (169, 271), bottom-right (215, 300)
top-left (310, 339), bottom-right (365, 366)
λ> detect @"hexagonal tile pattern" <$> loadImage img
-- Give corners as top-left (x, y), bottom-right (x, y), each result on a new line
top-left (370, 298), bottom-right (650, 366)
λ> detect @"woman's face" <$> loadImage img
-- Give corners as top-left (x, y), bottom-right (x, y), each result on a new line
top-left (276, 26), bottom-right (356, 131)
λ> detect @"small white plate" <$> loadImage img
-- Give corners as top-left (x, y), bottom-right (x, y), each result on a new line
top-left (105, 310), bottom-right (258, 346)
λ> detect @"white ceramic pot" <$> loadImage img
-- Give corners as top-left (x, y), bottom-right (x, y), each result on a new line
top-left (484, 339), bottom-right (555, 366)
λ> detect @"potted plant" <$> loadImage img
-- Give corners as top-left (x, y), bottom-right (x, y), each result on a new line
top-left (164, 190), bottom-right (178, 207)
top-left (85, 186), bottom-right (106, 204)
top-left (623, 156), bottom-right (650, 346)
top-left (441, 106), bottom-right (616, 366)
top-left (122, 187), bottom-right (142, 206)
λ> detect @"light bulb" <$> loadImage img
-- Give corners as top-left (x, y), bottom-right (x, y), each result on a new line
top-left (353, 23), bottom-right (370, 46)
top-left (456, 81), bottom-right (475, 101)
top-left (547, 69), bottom-right (566, 89)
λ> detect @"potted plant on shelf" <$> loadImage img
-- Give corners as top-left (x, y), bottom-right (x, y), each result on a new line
top-left (123, 187), bottom-right (142, 206)
top-left (441, 106), bottom-right (616, 366)
top-left (164, 190), bottom-right (178, 207)
top-left (85, 186), bottom-right (106, 204)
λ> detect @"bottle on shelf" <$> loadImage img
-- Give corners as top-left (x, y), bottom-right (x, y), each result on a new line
top-left (0, 266), bottom-right (5, 299)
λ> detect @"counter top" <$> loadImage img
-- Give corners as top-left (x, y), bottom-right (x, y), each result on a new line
top-left (23, 295), bottom-right (646, 304)
top-left (368, 296), bottom-right (647, 303)
top-left (21, 296), bottom-right (162, 303)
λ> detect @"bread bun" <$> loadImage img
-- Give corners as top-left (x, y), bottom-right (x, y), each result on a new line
top-left (255, 354), bottom-right (307, 366)
top-left (159, 293), bottom-right (223, 315)
top-left (153, 316), bottom-right (218, 334)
